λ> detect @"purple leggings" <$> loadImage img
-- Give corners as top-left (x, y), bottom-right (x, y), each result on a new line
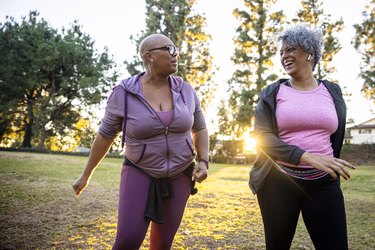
top-left (112, 165), bottom-right (191, 250)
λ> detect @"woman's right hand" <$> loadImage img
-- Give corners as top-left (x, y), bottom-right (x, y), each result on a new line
top-left (71, 134), bottom-right (114, 197)
top-left (300, 152), bottom-right (355, 180)
top-left (72, 175), bottom-right (89, 197)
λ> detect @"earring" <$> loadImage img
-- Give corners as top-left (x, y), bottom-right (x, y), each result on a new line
top-left (307, 55), bottom-right (312, 61)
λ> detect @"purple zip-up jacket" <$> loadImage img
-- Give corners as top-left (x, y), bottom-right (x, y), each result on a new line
top-left (99, 72), bottom-right (207, 178)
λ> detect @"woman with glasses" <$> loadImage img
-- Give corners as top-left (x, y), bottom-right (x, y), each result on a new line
top-left (72, 34), bottom-right (209, 249)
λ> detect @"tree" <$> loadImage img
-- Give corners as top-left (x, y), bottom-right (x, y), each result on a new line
top-left (217, 100), bottom-right (237, 140)
top-left (293, 0), bottom-right (344, 79)
top-left (0, 13), bottom-right (45, 146)
top-left (352, 0), bottom-right (375, 104)
top-left (0, 11), bottom-right (118, 148)
top-left (73, 117), bottom-right (97, 149)
top-left (125, 0), bottom-right (216, 111)
top-left (228, 0), bottom-right (284, 138)
top-left (43, 116), bottom-right (97, 151)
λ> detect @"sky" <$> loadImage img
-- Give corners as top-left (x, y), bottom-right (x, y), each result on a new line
top-left (1, 0), bottom-right (374, 126)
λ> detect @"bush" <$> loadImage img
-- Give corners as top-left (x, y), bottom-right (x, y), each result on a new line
top-left (341, 144), bottom-right (375, 165)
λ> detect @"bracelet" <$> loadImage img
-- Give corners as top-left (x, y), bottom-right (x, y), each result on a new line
top-left (199, 159), bottom-right (209, 170)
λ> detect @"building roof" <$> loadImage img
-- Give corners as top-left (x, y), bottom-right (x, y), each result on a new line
top-left (347, 117), bottom-right (375, 130)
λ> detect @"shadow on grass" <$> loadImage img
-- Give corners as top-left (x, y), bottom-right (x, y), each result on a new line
top-left (1, 152), bottom-right (374, 249)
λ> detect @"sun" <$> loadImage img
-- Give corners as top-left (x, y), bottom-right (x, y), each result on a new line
top-left (244, 137), bottom-right (257, 154)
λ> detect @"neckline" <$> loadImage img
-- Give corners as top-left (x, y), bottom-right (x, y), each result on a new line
top-left (156, 109), bottom-right (173, 113)
top-left (137, 77), bottom-right (174, 112)
top-left (282, 80), bottom-right (324, 93)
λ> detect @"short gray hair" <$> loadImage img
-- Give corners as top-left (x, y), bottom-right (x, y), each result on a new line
top-left (277, 24), bottom-right (323, 71)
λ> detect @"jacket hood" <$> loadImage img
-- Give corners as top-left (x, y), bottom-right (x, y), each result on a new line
top-left (119, 72), bottom-right (185, 95)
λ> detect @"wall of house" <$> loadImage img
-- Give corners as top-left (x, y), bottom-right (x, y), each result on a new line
top-left (349, 128), bottom-right (375, 144)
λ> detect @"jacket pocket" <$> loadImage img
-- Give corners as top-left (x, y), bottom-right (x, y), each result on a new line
top-left (135, 144), bottom-right (147, 164)
top-left (126, 143), bottom-right (147, 164)
top-left (185, 138), bottom-right (195, 156)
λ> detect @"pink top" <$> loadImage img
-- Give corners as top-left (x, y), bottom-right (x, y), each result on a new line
top-left (275, 83), bottom-right (338, 169)
top-left (138, 79), bottom-right (174, 127)
top-left (156, 110), bottom-right (173, 127)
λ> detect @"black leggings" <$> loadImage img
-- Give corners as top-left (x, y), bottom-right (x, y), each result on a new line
top-left (257, 168), bottom-right (348, 250)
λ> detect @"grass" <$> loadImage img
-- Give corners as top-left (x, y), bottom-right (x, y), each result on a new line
top-left (0, 151), bottom-right (374, 249)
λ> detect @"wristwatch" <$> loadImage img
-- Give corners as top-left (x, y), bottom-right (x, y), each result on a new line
top-left (199, 159), bottom-right (210, 170)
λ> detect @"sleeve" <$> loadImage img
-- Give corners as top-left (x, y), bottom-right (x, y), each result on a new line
top-left (328, 80), bottom-right (346, 158)
top-left (98, 86), bottom-right (125, 139)
top-left (191, 87), bottom-right (207, 133)
top-left (254, 97), bottom-right (305, 165)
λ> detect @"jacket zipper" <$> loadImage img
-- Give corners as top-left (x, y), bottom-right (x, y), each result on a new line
top-left (165, 127), bottom-right (170, 177)
top-left (131, 92), bottom-right (175, 177)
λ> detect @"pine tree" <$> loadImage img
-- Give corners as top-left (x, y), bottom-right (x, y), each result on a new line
top-left (217, 100), bottom-right (236, 140)
top-left (352, 0), bottom-right (375, 104)
top-left (293, 0), bottom-right (344, 79)
top-left (227, 0), bottom-right (284, 139)
top-left (125, 0), bottom-right (215, 111)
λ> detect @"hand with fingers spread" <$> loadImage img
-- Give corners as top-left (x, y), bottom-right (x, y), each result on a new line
top-left (301, 152), bottom-right (355, 180)
top-left (192, 161), bottom-right (208, 183)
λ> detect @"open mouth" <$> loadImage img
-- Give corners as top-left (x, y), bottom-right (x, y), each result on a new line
top-left (284, 61), bottom-right (294, 70)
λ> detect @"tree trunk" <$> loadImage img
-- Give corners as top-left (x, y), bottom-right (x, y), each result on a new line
top-left (0, 121), bottom-right (6, 143)
top-left (21, 99), bottom-right (34, 148)
top-left (37, 126), bottom-right (46, 149)
top-left (21, 122), bottom-right (33, 148)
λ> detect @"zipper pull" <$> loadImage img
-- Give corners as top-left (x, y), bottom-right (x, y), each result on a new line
top-left (165, 127), bottom-right (169, 135)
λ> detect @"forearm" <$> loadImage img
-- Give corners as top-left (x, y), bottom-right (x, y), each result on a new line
top-left (255, 104), bottom-right (305, 164)
top-left (257, 133), bottom-right (305, 164)
top-left (81, 133), bottom-right (115, 180)
top-left (192, 128), bottom-right (209, 182)
top-left (193, 128), bottom-right (209, 161)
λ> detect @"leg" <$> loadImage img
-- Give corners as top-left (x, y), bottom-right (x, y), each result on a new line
top-left (302, 176), bottom-right (348, 250)
top-left (150, 174), bottom-right (191, 250)
top-left (113, 165), bottom-right (152, 250)
top-left (257, 168), bottom-right (303, 250)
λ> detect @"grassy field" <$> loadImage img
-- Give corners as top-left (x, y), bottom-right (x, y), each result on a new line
top-left (0, 151), bottom-right (374, 249)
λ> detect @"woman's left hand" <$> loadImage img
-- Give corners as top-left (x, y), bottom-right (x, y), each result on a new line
top-left (192, 162), bottom-right (208, 183)
top-left (300, 152), bottom-right (355, 180)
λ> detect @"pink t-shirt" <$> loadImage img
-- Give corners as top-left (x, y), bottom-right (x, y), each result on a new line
top-left (276, 83), bottom-right (338, 169)
top-left (156, 110), bottom-right (173, 127)
top-left (138, 79), bottom-right (174, 127)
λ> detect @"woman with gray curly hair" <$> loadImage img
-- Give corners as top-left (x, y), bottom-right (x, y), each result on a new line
top-left (250, 24), bottom-right (355, 249)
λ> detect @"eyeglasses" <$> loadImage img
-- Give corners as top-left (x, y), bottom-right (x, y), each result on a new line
top-left (147, 45), bottom-right (179, 56)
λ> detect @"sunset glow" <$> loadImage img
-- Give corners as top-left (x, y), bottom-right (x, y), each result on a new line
top-left (244, 137), bottom-right (257, 154)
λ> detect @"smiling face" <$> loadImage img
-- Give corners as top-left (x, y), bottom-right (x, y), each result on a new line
top-left (279, 42), bottom-right (313, 77)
